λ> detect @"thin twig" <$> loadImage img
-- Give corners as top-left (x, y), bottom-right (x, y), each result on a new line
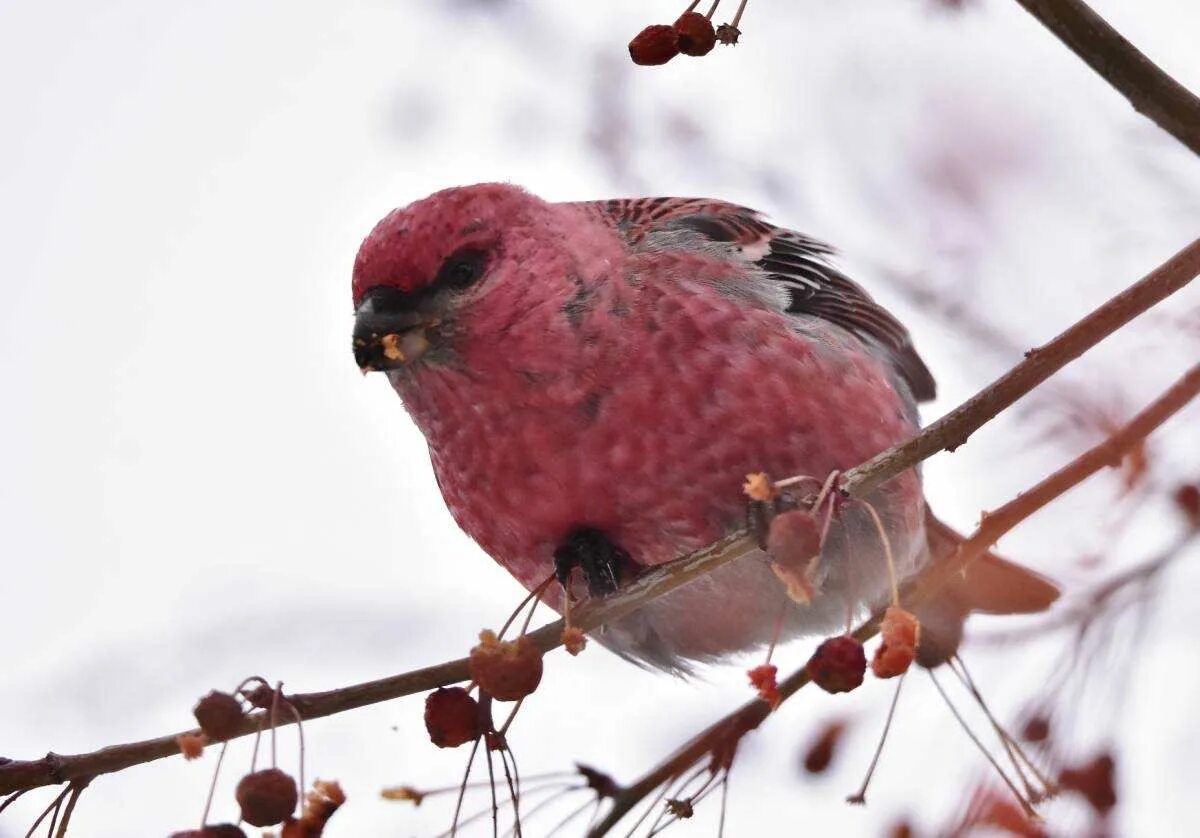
top-left (1012, 0), bottom-right (1200, 156)
top-left (53, 782), bottom-right (87, 838)
top-left (845, 674), bottom-right (906, 805)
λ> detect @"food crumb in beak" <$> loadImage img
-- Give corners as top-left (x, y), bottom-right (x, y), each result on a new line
top-left (381, 333), bottom-right (406, 362)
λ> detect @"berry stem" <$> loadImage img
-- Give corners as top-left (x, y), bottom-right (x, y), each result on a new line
top-left (859, 499), bottom-right (900, 606)
top-left (949, 657), bottom-right (1055, 798)
top-left (927, 670), bottom-right (1037, 818)
top-left (450, 737), bottom-right (482, 838)
top-left (763, 591), bottom-right (789, 665)
top-left (729, 0), bottom-right (748, 28)
top-left (199, 740), bottom-right (229, 827)
top-left (483, 733), bottom-right (500, 838)
top-left (704, 0), bottom-right (720, 20)
top-left (288, 704), bottom-right (307, 806)
top-left (846, 673), bottom-right (906, 805)
top-left (269, 682), bottom-right (282, 769)
top-left (497, 575), bottom-right (554, 641)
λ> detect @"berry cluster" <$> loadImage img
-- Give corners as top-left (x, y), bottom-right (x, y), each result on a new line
top-left (628, 1), bottom-right (748, 66)
top-left (170, 678), bottom-right (344, 836)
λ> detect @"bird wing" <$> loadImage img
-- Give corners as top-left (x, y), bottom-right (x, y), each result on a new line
top-left (570, 197), bottom-right (937, 403)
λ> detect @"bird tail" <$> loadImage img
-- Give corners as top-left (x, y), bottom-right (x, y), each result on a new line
top-left (912, 509), bottom-right (1060, 667)
top-left (923, 509), bottom-right (1060, 615)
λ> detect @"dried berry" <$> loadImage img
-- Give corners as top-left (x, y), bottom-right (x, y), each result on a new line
top-left (802, 720), bottom-right (846, 774)
top-left (176, 731), bottom-right (208, 760)
top-left (715, 23), bottom-right (740, 45)
top-left (193, 690), bottom-right (244, 740)
top-left (236, 767), bottom-right (299, 827)
top-left (871, 607), bottom-right (920, 679)
top-left (673, 12), bottom-right (716, 56)
top-left (806, 636), bottom-right (866, 694)
top-left (746, 663), bottom-right (781, 708)
top-left (666, 798), bottom-right (694, 818)
top-left (1021, 714), bottom-right (1051, 743)
top-left (628, 24), bottom-right (679, 66)
top-left (561, 626), bottom-right (587, 656)
top-left (1175, 484), bottom-right (1200, 528)
top-left (1059, 753), bottom-right (1117, 814)
top-left (424, 687), bottom-right (482, 748)
top-left (468, 630), bottom-right (544, 701)
top-left (281, 779), bottom-right (346, 837)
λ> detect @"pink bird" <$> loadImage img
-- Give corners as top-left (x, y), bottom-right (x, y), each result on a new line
top-left (351, 183), bottom-right (1057, 671)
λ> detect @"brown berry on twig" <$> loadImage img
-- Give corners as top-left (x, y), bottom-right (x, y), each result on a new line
top-left (802, 720), bottom-right (846, 774)
top-left (806, 636), bottom-right (866, 694)
top-left (424, 687), bottom-right (482, 748)
top-left (629, 25), bottom-right (680, 66)
top-left (673, 12), bottom-right (716, 56)
top-left (468, 630), bottom-right (544, 701)
top-left (871, 607), bottom-right (920, 679)
top-left (236, 767), bottom-right (299, 827)
top-left (193, 690), bottom-right (245, 740)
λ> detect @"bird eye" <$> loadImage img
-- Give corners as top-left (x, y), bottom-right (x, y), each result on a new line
top-left (437, 248), bottom-right (488, 290)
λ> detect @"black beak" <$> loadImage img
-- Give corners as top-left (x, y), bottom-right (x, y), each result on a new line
top-left (353, 288), bottom-right (438, 372)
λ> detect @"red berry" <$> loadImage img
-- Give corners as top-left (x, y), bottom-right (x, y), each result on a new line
top-left (802, 720), bottom-right (846, 774)
top-left (673, 12), bottom-right (716, 57)
top-left (1175, 484), bottom-right (1200, 528)
top-left (1021, 714), bottom-right (1051, 743)
top-left (1059, 753), bottom-right (1117, 814)
top-left (236, 768), bottom-right (298, 827)
top-left (424, 687), bottom-right (482, 748)
top-left (628, 25), bottom-right (679, 66)
top-left (805, 636), bottom-right (866, 694)
top-left (468, 630), bottom-right (543, 701)
top-left (193, 691), bottom-right (244, 740)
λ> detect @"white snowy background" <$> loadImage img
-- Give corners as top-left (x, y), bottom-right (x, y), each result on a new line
top-left (2, 0), bottom-right (1199, 835)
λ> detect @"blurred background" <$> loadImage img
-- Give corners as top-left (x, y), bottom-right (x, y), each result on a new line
top-left (2, 0), bottom-right (1199, 834)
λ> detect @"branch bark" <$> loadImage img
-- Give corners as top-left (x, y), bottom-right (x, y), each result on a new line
top-left (1012, 0), bottom-right (1200, 157)
top-left (1, 237), bottom-right (1198, 799)
top-left (589, 361), bottom-right (1200, 836)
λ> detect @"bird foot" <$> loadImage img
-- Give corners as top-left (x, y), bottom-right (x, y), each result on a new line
top-left (746, 492), bottom-right (802, 550)
top-left (554, 529), bottom-right (632, 598)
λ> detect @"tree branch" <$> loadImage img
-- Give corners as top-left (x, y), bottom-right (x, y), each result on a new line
top-left (589, 361), bottom-right (1200, 836)
top-left (843, 235), bottom-right (1200, 498)
top-left (1, 237), bottom-right (1197, 799)
top-left (1012, 0), bottom-right (1200, 157)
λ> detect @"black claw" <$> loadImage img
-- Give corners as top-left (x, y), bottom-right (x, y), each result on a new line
top-left (747, 492), bottom-right (801, 550)
top-left (553, 528), bottom-right (632, 598)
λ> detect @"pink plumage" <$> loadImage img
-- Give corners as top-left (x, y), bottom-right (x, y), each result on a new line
top-left (351, 183), bottom-right (1056, 670)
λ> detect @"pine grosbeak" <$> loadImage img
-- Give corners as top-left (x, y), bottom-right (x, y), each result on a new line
top-left (351, 184), bottom-right (1057, 670)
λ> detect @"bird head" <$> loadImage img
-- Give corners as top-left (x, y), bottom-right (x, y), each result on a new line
top-left (351, 182), bottom-right (572, 375)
